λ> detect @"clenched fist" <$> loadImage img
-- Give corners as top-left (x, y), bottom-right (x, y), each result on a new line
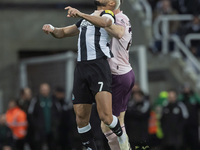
top-left (42, 24), bottom-right (55, 34)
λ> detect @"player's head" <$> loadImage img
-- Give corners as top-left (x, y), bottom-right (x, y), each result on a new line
top-left (94, 0), bottom-right (121, 10)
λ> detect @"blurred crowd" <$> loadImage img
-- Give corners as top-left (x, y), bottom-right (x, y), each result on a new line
top-left (1, 1), bottom-right (200, 150)
top-left (125, 83), bottom-right (200, 150)
top-left (0, 83), bottom-right (81, 150)
top-left (148, 0), bottom-right (200, 59)
top-left (0, 82), bottom-right (200, 150)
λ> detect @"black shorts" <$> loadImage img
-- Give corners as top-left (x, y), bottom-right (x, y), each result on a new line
top-left (72, 57), bottom-right (112, 104)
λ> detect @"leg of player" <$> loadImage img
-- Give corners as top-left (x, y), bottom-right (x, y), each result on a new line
top-left (103, 70), bottom-right (134, 150)
top-left (73, 104), bottom-right (98, 150)
top-left (101, 111), bottom-right (131, 150)
top-left (95, 91), bottom-right (128, 149)
top-left (118, 112), bottom-right (131, 150)
top-left (101, 121), bottom-right (120, 150)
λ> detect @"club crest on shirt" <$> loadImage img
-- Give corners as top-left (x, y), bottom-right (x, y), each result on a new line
top-left (81, 19), bottom-right (93, 27)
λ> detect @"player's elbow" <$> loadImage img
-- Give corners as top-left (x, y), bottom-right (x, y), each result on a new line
top-left (53, 28), bottom-right (66, 39)
top-left (102, 19), bottom-right (112, 28)
top-left (113, 31), bottom-right (124, 39)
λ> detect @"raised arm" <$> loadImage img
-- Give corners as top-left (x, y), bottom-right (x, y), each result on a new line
top-left (105, 24), bottom-right (125, 39)
top-left (42, 24), bottom-right (79, 39)
top-left (65, 6), bottom-right (114, 28)
top-left (80, 14), bottom-right (112, 28)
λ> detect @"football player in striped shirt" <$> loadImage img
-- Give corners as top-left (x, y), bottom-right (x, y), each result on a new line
top-left (42, 0), bottom-right (129, 149)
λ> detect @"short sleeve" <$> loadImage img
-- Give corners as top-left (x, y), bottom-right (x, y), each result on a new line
top-left (76, 19), bottom-right (83, 28)
top-left (100, 10), bottom-right (115, 24)
top-left (116, 17), bottom-right (126, 27)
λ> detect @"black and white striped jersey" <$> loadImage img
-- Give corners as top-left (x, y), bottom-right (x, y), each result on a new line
top-left (75, 10), bottom-right (115, 62)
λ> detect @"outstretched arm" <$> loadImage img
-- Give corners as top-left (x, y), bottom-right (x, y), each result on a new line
top-left (65, 6), bottom-right (113, 28)
top-left (42, 24), bottom-right (79, 39)
top-left (105, 24), bottom-right (125, 39)
top-left (65, 7), bottom-right (124, 39)
top-left (80, 13), bottom-right (112, 28)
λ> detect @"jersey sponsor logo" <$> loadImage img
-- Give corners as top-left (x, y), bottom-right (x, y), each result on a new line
top-left (81, 19), bottom-right (93, 27)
